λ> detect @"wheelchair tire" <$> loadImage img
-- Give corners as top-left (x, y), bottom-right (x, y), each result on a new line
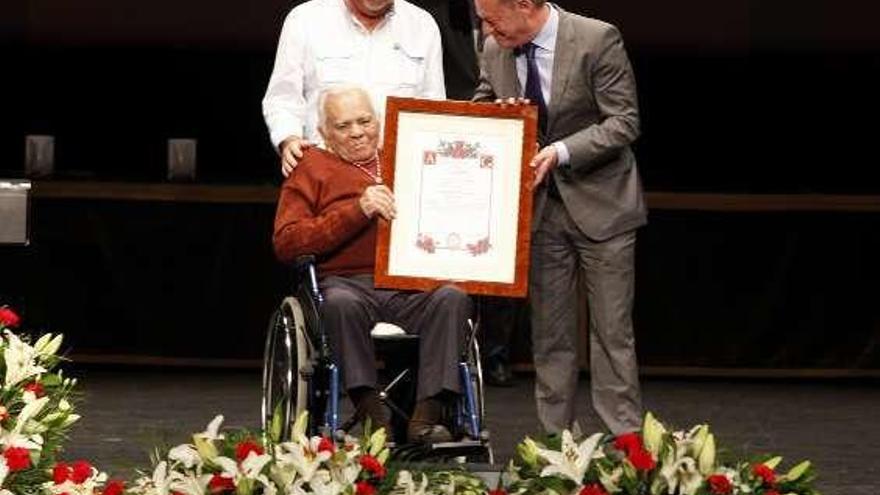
top-left (261, 297), bottom-right (314, 442)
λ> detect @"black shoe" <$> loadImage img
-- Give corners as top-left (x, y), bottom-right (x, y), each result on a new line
top-left (484, 357), bottom-right (513, 387)
top-left (407, 424), bottom-right (453, 444)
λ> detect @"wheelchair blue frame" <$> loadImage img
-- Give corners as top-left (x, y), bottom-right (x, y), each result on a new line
top-left (297, 257), bottom-right (483, 441)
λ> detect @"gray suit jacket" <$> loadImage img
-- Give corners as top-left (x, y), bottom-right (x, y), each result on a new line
top-left (473, 6), bottom-right (647, 241)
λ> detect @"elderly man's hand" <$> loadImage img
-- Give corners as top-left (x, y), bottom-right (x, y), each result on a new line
top-left (359, 185), bottom-right (396, 221)
top-left (279, 136), bottom-right (313, 177)
top-left (531, 145), bottom-right (558, 187)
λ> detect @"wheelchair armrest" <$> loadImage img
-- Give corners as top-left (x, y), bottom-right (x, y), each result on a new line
top-left (290, 254), bottom-right (321, 303)
top-left (294, 254), bottom-right (317, 271)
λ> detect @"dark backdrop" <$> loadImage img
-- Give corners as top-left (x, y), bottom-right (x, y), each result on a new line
top-left (2, 0), bottom-right (879, 369)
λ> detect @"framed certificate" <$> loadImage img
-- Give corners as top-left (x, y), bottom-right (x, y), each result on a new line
top-left (374, 97), bottom-right (537, 297)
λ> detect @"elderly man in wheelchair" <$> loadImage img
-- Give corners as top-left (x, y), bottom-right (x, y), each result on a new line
top-left (270, 86), bottom-right (480, 446)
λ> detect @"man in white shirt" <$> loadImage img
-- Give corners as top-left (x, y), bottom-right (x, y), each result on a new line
top-left (263, 0), bottom-right (446, 176)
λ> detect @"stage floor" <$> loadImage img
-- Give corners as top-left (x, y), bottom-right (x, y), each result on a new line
top-left (64, 368), bottom-right (879, 493)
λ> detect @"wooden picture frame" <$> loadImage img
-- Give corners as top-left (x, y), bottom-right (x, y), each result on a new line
top-left (374, 97), bottom-right (537, 297)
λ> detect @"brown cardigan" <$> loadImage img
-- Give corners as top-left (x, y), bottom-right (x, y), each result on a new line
top-left (273, 148), bottom-right (381, 277)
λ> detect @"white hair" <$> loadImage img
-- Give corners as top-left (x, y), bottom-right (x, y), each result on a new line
top-left (317, 86), bottom-right (377, 133)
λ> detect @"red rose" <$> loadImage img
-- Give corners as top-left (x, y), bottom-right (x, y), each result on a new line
top-left (355, 481), bottom-right (376, 495)
top-left (628, 448), bottom-right (656, 471)
top-left (488, 489), bottom-right (507, 495)
top-left (707, 474), bottom-right (733, 494)
top-left (579, 484), bottom-right (609, 495)
top-left (613, 432), bottom-right (643, 455)
top-left (0, 308), bottom-right (21, 328)
top-left (765, 491), bottom-right (781, 495)
top-left (208, 474), bottom-right (236, 493)
top-left (53, 461), bottom-right (71, 484)
top-left (102, 480), bottom-right (125, 495)
top-left (234, 439), bottom-right (265, 462)
top-left (71, 460), bottom-right (94, 483)
top-left (23, 381), bottom-right (45, 398)
top-left (752, 464), bottom-right (776, 486)
top-left (172, 492), bottom-right (187, 495)
top-left (3, 446), bottom-right (32, 471)
top-left (317, 436), bottom-right (336, 454)
top-left (359, 454), bottom-right (386, 478)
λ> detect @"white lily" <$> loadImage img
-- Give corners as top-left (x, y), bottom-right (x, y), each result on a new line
top-left (169, 444), bottom-right (203, 470)
top-left (656, 444), bottom-right (703, 495)
top-left (149, 460), bottom-right (174, 495)
top-left (307, 470), bottom-right (345, 495)
top-left (597, 464), bottom-right (623, 494)
top-left (3, 330), bottom-right (47, 387)
top-left (535, 430), bottom-right (604, 484)
top-left (12, 397), bottom-right (49, 433)
top-left (329, 451), bottom-right (362, 486)
top-left (0, 458), bottom-right (8, 488)
top-left (214, 452), bottom-right (273, 480)
top-left (268, 460), bottom-right (299, 492)
top-left (167, 471), bottom-right (211, 495)
top-left (193, 415), bottom-right (224, 461)
top-left (276, 435), bottom-right (333, 483)
top-left (213, 452), bottom-right (275, 495)
top-left (393, 470), bottom-right (430, 495)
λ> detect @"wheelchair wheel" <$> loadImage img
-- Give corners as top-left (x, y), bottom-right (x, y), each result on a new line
top-left (458, 325), bottom-right (494, 463)
top-left (262, 296), bottom-right (314, 442)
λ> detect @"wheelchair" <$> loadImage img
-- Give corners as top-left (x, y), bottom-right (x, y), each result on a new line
top-left (262, 255), bottom-right (493, 463)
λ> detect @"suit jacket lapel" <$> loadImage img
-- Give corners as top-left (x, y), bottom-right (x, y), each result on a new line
top-left (500, 47), bottom-right (520, 98)
top-left (549, 6), bottom-right (575, 131)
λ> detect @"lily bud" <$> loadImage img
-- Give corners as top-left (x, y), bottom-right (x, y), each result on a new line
top-left (690, 425), bottom-right (709, 458)
top-left (293, 411), bottom-right (309, 439)
top-left (236, 477), bottom-right (255, 495)
top-left (784, 460), bottom-right (811, 481)
top-left (38, 334), bottom-right (64, 357)
top-left (764, 456), bottom-right (782, 470)
top-left (369, 428), bottom-right (387, 455)
top-left (642, 412), bottom-right (666, 457)
top-left (697, 433), bottom-right (716, 475)
top-left (517, 437), bottom-right (539, 467)
top-left (194, 435), bottom-right (219, 461)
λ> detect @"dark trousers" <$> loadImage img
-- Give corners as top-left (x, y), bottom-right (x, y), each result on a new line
top-left (320, 274), bottom-right (472, 400)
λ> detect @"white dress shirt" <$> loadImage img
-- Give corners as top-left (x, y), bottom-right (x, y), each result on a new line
top-left (262, 0), bottom-right (446, 149)
top-left (514, 5), bottom-right (570, 165)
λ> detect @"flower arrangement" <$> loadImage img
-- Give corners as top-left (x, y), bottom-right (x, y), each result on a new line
top-left (123, 412), bottom-right (486, 495)
top-left (0, 305), bottom-right (824, 495)
top-left (504, 412), bottom-right (820, 495)
top-left (0, 306), bottom-right (81, 495)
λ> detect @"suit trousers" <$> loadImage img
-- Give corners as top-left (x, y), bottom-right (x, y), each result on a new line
top-left (530, 195), bottom-right (643, 435)
top-left (320, 274), bottom-right (471, 401)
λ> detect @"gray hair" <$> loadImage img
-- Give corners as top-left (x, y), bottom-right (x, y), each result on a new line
top-left (317, 86), bottom-right (376, 132)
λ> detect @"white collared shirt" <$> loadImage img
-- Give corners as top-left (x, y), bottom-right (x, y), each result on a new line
top-left (262, 0), bottom-right (446, 149)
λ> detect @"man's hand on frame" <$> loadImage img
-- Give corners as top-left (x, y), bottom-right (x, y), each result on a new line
top-left (279, 136), bottom-right (313, 177)
top-left (359, 185), bottom-right (396, 221)
top-left (494, 97), bottom-right (531, 106)
top-left (531, 145), bottom-right (558, 187)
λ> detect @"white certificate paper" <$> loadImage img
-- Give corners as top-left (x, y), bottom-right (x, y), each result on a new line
top-left (388, 112), bottom-right (524, 284)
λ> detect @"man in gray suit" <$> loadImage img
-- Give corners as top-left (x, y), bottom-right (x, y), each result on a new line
top-left (472, 0), bottom-right (646, 434)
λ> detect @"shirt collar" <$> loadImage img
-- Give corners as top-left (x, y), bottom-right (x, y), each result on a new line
top-left (530, 4), bottom-right (558, 52)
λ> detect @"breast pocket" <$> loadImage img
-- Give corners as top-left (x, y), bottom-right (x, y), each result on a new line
top-left (382, 43), bottom-right (426, 92)
top-left (315, 49), bottom-right (356, 85)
